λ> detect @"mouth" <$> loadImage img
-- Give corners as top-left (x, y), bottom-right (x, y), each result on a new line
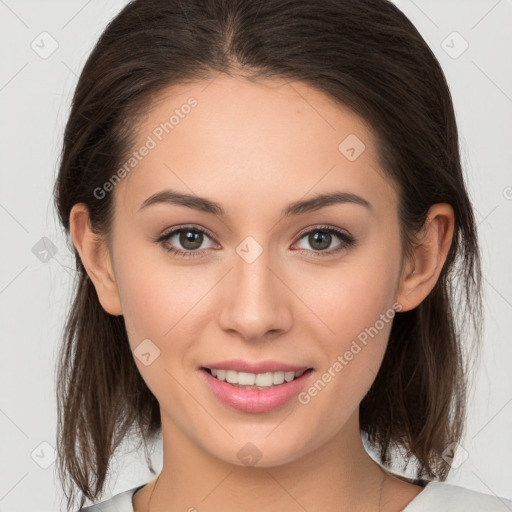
top-left (199, 366), bottom-right (315, 413)
top-left (201, 367), bottom-right (314, 390)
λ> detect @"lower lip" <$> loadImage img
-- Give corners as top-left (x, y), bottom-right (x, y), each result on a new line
top-left (199, 368), bottom-right (314, 413)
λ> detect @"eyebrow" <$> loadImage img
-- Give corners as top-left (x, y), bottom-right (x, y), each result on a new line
top-left (138, 189), bottom-right (372, 217)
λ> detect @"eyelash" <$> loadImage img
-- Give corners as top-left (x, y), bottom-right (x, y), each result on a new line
top-left (154, 224), bottom-right (356, 259)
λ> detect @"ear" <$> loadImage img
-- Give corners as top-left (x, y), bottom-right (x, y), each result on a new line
top-left (69, 203), bottom-right (123, 316)
top-left (395, 203), bottom-right (455, 312)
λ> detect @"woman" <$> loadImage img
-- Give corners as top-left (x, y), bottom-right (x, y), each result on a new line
top-left (53, 0), bottom-right (512, 511)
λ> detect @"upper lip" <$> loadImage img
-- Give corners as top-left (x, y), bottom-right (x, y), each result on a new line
top-left (201, 359), bottom-right (312, 374)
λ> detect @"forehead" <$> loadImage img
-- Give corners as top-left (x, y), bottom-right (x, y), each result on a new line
top-left (115, 74), bottom-right (397, 219)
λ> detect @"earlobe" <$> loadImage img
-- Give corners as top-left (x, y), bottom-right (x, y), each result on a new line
top-left (69, 203), bottom-right (123, 316)
top-left (395, 203), bottom-right (455, 312)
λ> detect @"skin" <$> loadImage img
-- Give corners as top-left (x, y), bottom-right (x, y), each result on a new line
top-left (70, 74), bottom-right (454, 512)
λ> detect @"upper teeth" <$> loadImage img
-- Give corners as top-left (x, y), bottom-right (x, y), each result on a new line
top-left (210, 369), bottom-right (306, 387)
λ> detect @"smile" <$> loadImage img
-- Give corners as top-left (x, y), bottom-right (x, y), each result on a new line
top-left (200, 367), bottom-right (314, 413)
top-left (206, 368), bottom-right (309, 389)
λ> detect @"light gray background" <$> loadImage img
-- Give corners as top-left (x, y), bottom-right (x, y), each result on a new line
top-left (0, 1), bottom-right (511, 510)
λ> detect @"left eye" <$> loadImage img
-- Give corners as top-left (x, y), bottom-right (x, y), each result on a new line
top-left (156, 225), bottom-right (355, 258)
top-left (293, 227), bottom-right (355, 254)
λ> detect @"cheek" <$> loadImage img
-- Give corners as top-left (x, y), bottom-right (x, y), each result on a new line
top-left (114, 244), bottom-right (226, 380)
top-left (297, 249), bottom-right (400, 406)
top-left (301, 257), bottom-right (398, 343)
top-left (317, 278), bottom-right (393, 380)
top-left (113, 242), bottom-right (197, 347)
top-left (114, 249), bottom-right (210, 403)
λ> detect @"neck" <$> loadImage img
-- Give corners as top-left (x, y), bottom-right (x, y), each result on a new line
top-left (142, 408), bottom-right (391, 512)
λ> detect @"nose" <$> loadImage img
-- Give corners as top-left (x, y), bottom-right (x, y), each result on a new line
top-left (217, 244), bottom-right (293, 342)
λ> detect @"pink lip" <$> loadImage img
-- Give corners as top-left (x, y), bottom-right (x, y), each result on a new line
top-left (201, 359), bottom-right (311, 374)
top-left (199, 367), bottom-right (314, 413)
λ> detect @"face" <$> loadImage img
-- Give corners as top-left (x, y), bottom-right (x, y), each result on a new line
top-left (105, 75), bottom-right (405, 467)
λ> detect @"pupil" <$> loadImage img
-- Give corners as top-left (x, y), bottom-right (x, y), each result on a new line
top-left (180, 230), bottom-right (202, 250)
top-left (310, 231), bottom-right (331, 250)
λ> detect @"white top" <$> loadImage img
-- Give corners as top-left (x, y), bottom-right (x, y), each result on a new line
top-left (78, 479), bottom-right (512, 512)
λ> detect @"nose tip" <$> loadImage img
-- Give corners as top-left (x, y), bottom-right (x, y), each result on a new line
top-left (217, 254), bottom-right (293, 342)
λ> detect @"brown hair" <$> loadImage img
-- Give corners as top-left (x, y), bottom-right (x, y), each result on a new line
top-left (53, 0), bottom-right (483, 510)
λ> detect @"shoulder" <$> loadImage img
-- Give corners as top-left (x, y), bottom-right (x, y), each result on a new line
top-left (405, 481), bottom-right (512, 511)
top-left (77, 485), bottom-right (143, 512)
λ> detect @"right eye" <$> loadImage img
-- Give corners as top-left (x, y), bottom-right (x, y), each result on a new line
top-left (156, 225), bottom-right (219, 258)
